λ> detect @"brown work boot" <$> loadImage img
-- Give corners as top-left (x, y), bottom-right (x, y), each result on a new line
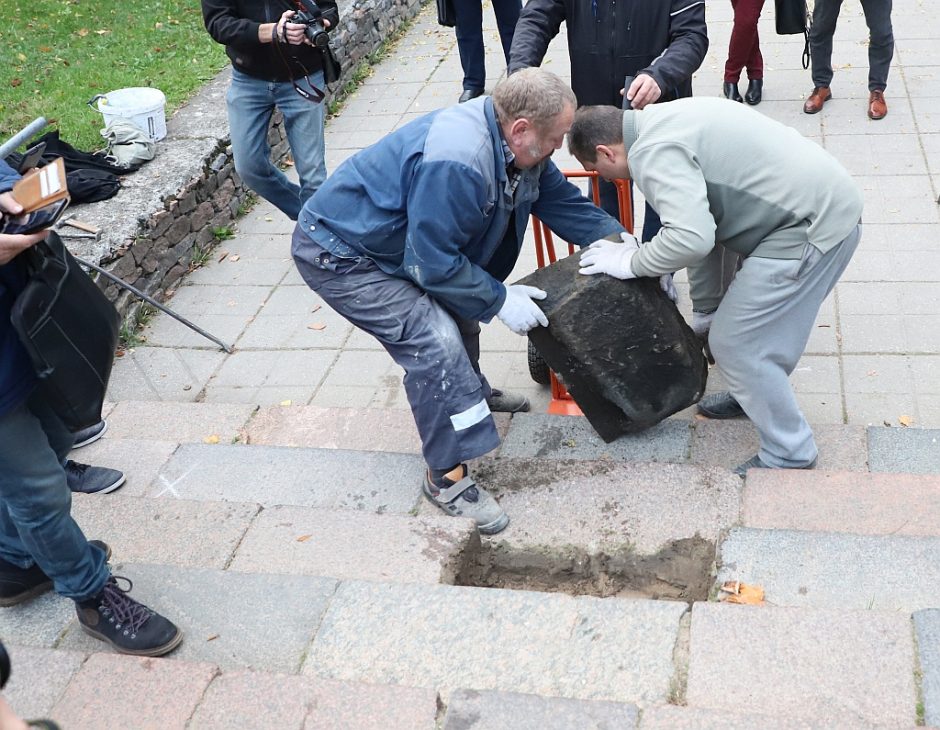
top-left (802, 86), bottom-right (832, 114)
top-left (868, 90), bottom-right (888, 120)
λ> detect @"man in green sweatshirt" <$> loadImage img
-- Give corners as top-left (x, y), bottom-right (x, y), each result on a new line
top-left (567, 98), bottom-right (863, 477)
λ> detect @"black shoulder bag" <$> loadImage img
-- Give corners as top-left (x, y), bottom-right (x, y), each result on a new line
top-left (436, 0), bottom-right (456, 27)
top-left (775, 0), bottom-right (812, 69)
top-left (11, 231), bottom-right (120, 431)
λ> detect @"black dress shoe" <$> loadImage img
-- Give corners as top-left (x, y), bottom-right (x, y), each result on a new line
top-left (722, 82), bottom-right (743, 103)
top-left (744, 78), bottom-right (763, 105)
top-left (458, 88), bottom-right (484, 103)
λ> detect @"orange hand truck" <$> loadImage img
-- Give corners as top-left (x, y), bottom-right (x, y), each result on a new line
top-left (527, 171), bottom-right (634, 416)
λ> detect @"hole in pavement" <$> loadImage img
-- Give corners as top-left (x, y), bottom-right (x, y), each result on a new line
top-left (456, 536), bottom-right (715, 602)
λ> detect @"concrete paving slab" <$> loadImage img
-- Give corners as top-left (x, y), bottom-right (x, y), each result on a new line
top-left (107, 347), bottom-right (227, 402)
top-left (71, 494), bottom-right (258, 568)
top-left (191, 671), bottom-right (439, 730)
top-left (306, 581), bottom-right (687, 705)
top-left (152, 443), bottom-right (425, 513)
top-left (51, 653), bottom-right (218, 730)
top-left (59, 565), bottom-right (337, 673)
top-left (717, 526), bottom-right (940, 611)
top-left (141, 312), bottom-right (252, 350)
top-left (868, 426), bottom-right (940, 473)
top-left (230, 506), bottom-right (476, 584)
top-left (499, 413), bottom-right (692, 463)
top-left (443, 688), bottom-right (639, 729)
top-left (163, 283), bottom-right (271, 317)
top-left (915, 609), bottom-right (940, 728)
top-left (468, 457), bottom-right (740, 555)
top-left (0, 592), bottom-right (77, 649)
top-left (744, 470), bottom-right (940, 537)
top-left (70, 438), bottom-right (178, 497)
top-left (246, 404), bottom-right (422, 453)
top-left (235, 312), bottom-right (354, 350)
top-left (686, 603), bottom-right (917, 727)
top-left (3, 645), bottom-right (85, 720)
top-left (105, 401), bottom-right (256, 442)
top-left (183, 256), bottom-right (293, 287)
top-left (638, 704), bottom-right (877, 729)
top-left (210, 349), bottom-right (337, 389)
top-left (201, 384), bottom-right (319, 406)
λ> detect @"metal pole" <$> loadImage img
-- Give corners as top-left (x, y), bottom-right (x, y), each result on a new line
top-left (76, 256), bottom-right (235, 354)
top-left (0, 118), bottom-right (48, 160)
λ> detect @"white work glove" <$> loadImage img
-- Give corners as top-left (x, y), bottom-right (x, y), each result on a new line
top-left (690, 310), bottom-right (715, 338)
top-left (497, 284), bottom-right (549, 335)
top-left (579, 232), bottom-right (640, 280)
top-left (659, 273), bottom-right (678, 303)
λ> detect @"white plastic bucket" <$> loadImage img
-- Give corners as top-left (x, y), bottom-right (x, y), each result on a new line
top-left (90, 87), bottom-right (167, 142)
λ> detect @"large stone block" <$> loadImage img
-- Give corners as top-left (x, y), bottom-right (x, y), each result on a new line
top-left (518, 254), bottom-right (706, 441)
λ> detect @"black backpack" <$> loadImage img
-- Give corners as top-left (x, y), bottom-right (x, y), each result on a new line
top-left (66, 168), bottom-right (121, 204)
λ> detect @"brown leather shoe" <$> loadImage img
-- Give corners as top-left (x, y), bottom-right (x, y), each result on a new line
top-left (803, 86), bottom-right (832, 114)
top-left (868, 90), bottom-right (888, 120)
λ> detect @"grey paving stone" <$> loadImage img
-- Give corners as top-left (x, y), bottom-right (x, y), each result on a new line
top-left (717, 526), bottom-right (940, 611)
top-left (0, 591), bottom-right (77, 649)
top-left (468, 458), bottom-right (740, 556)
top-left (210, 349), bottom-right (337, 389)
top-left (230, 506), bottom-right (476, 584)
top-left (163, 283), bottom-right (271, 317)
top-left (140, 313), bottom-right (252, 350)
top-left (638, 705), bottom-right (869, 729)
top-left (184, 256), bottom-right (293, 287)
top-left (915, 609), bottom-right (940, 728)
top-left (687, 603), bottom-right (917, 727)
top-left (59, 565), bottom-right (337, 673)
top-left (3, 645), bottom-right (85, 719)
top-left (191, 671), bottom-right (439, 729)
top-left (106, 401), bottom-right (256, 443)
top-left (51, 652), bottom-right (217, 730)
top-left (70, 438), bottom-right (178, 497)
top-left (744, 470), bottom-right (940, 537)
top-left (71, 494), bottom-right (258, 568)
top-left (499, 413), bottom-right (691, 463)
top-left (106, 347), bottom-right (227, 402)
top-left (306, 581), bottom-right (687, 704)
top-left (868, 426), bottom-right (940, 473)
top-left (152, 444), bottom-right (424, 512)
top-left (443, 688), bottom-right (639, 729)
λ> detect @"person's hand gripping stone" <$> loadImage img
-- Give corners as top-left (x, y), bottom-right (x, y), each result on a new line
top-left (579, 232), bottom-right (677, 302)
top-left (497, 285), bottom-right (549, 335)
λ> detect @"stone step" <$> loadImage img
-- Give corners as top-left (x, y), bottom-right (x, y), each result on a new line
top-left (67, 493), bottom-right (475, 585)
top-left (716, 526), bottom-right (940, 612)
top-left (442, 688), bottom-right (639, 729)
top-left (917, 609), bottom-right (940, 728)
top-left (638, 704), bottom-right (889, 729)
top-left (2, 646), bottom-right (438, 729)
top-left (686, 603), bottom-right (918, 727)
top-left (744, 469), bottom-right (940, 537)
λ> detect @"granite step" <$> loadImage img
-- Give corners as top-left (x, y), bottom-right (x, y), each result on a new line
top-left (716, 526), bottom-right (940, 612)
top-left (638, 704), bottom-right (893, 729)
top-left (442, 688), bottom-right (639, 729)
top-left (686, 602), bottom-right (919, 728)
top-left (2, 646), bottom-right (439, 730)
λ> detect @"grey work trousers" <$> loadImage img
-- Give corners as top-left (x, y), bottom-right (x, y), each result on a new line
top-left (292, 229), bottom-right (500, 470)
top-left (810, 0), bottom-right (894, 91)
top-left (708, 224), bottom-right (861, 468)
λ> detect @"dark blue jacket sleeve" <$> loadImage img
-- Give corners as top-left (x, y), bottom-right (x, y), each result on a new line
top-left (641, 0), bottom-right (708, 94)
top-left (531, 163), bottom-right (625, 246)
top-left (403, 159), bottom-right (506, 322)
top-left (0, 160), bottom-right (19, 193)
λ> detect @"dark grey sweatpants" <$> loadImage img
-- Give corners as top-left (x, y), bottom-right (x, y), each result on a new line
top-left (708, 224), bottom-right (861, 468)
top-left (292, 229), bottom-right (500, 470)
top-left (810, 0), bottom-right (894, 91)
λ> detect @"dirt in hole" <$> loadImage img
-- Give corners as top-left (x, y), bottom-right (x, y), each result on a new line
top-left (457, 536), bottom-right (715, 602)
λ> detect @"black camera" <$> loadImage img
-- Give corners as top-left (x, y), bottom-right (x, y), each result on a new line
top-left (292, 0), bottom-right (330, 48)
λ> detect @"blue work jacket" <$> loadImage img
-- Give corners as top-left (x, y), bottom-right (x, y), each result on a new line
top-left (296, 96), bottom-right (623, 322)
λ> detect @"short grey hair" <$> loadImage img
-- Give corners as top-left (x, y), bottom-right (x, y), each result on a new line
top-left (567, 106), bottom-right (624, 163)
top-left (492, 68), bottom-right (577, 129)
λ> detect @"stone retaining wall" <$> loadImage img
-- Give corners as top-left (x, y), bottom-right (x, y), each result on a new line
top-left (67, 0), bottom-right (426, 315)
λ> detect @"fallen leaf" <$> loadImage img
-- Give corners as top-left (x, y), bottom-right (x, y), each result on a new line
top-left (884, 420), bottom-right (892, 427)
top-left (227, 300), bottom-right (237, 307)
top-left (867, 370), bottom-right (878, 377)
top-left (308, 322), bottom-right (327, 330)
top-left (280, 399), bottom-right (292, 406)
top-left (296, 534), bottom-right (312, 542)
top-left (204, 434), bottom-right (220, 444)
top-left (229, 254), bottom-right (240, 262)
top-left (206, 634), bottom-right (219, 642)
top-left (899, 415), bottom-right (913, 427)
top-left (10, 79), bottom-right (21, 87)
top-left (94, 29), bottom-right (111, 34)
top-left (76, 28), bottom-right (89, 36)
top-left (217, 251), bottom-right (228, 262)
top-left (719, 580), bottom-right (765, 605)
top-left (16, 53), bottom-right (26, 61)
top-left (310, 304), bottom-right (321, 313)
top-left (264, 215), bottom-right (273, 222)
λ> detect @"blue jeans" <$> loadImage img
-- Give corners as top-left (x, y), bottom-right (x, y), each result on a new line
top-left (453, 0), bottom-right (522, 91)
top-left (227, 68), bottom-right (328, 220)
top-left (0, 391), bottom-right (108, 601)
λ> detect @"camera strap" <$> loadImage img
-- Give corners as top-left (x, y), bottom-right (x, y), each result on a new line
top-left (273, 34), bottom-right (327, 104)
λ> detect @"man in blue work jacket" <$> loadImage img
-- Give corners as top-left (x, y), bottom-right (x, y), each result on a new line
top-left (292, 68), bottom-right (625, 534)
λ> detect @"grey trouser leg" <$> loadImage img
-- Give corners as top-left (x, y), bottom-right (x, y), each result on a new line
top-left (708, 225), bottom-right (861, 468)
top-left (292, 231), bottom-right (500, 469)
top-left (860, 0), bottom-right (894, 91)
top-left (811, 0), bottom-right (893, 90)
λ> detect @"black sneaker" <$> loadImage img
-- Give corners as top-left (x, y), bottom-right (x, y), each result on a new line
top-left (65, 460), bottom-right (126, 495)
top-left (76, 576), bottom-right (182, 657)
top-left (0, 541), bottom-right (111, 607)
top-left (71, 419), bottom-right (108, 450)
top-left (697, 391), bottom-right (746, 419)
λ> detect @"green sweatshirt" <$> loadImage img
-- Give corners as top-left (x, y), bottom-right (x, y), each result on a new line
top-left (624, 97), bottom-right (863, 311)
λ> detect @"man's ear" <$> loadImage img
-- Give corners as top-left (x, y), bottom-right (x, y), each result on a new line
top-left (508, 117), bottom-right (532, 144)
top-left (596, 144), bottom-right (617, 163)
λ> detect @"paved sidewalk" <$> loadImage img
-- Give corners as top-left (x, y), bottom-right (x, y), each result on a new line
top-left (109, 0), bottom-right (940, 429)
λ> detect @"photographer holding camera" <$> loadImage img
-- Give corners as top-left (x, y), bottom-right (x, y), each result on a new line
top-left (202, 0), bottom-right (340, 220)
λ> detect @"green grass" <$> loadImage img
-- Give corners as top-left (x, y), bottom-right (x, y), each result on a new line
top-left (1, 0), bottom-right (227, 152)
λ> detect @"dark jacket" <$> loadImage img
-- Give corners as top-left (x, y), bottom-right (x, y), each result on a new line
top-left (508, 0), bottom-right (708, 106)
top-left (202, 0), bottom-right (338, 82)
